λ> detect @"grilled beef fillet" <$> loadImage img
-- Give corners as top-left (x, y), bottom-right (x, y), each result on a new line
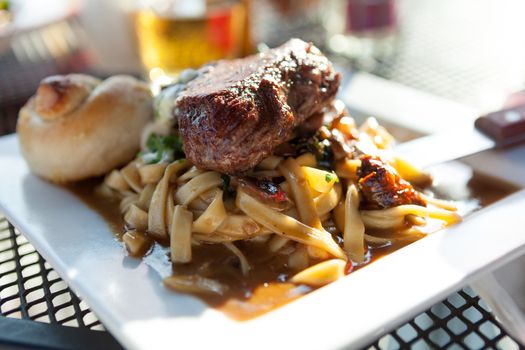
top-left (176, 39), bottom-right (340, 174)
top-left (357, 156), bottom-right (426, 209)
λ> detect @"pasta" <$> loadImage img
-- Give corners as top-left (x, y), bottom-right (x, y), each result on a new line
top-left (101, 113), bottom-right (462, 301)
top-left (170, 205), bottom-right (193, 263)
top-left (343, 185), bottom-right (366, 263)
top-left (290, 259), bottom-right (347, 287)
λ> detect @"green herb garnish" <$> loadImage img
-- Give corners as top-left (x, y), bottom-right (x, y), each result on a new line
top-left (325, 171), bottom-right (339, 183)
top-left (221, 174), bottom-right (230, 191)
top-left (141, 134), bottom-right (184, 164)
top-left (221, 174), bottom-right (236, 198)
top-left (0, 0), bottom-right (9, 11)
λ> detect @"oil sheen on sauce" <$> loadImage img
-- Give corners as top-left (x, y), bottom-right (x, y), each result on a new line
top-left (68, 164), bottom-right (520, 321)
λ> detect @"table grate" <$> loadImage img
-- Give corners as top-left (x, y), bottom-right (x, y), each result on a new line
top-left (0, 214), bottom-right (522, 350)
top-left (0, 217), bottom-right (102, 331)
top-left (365, 290), bottom-right (521, 350)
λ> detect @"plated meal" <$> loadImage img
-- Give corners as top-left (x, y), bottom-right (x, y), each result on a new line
top-left (17, 39), bottom-right (464, 320)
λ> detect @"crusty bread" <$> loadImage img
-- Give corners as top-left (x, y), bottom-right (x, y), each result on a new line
top-left (17, 74), bottom-right (153, 183)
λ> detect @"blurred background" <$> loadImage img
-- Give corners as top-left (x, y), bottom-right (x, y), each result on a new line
top-left (1, 0), bottom-right (525, 130)
top-left (1, 1), bottom-right (525, 349)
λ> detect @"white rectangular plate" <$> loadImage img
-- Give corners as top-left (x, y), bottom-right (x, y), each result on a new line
top-left (2, 74), bottom-right (525, 350)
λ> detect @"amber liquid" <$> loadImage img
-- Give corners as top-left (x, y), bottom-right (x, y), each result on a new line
top-left (134, 2), bottom-right (246, 77)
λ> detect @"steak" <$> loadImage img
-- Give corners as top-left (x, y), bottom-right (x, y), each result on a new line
top-left (176, 39), bottom-right (340, 174)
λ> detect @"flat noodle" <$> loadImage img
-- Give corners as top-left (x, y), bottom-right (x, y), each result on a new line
top-left (224, 242), bottom-right (251, 275)
top-left (148, 160), bottom-right (190, 240)
top-left (395, 226), bottom-right (427, 239)
top-left (279, 181), bottom-right (292, 197)
top-left (290, 259), bottom-right (346, 287)
top-left (344, 185), bottom-right (366, 263)
top-left (247, 235), bottom-right (271, 244)
top-left (105, 170), bottom-right (130, 192)
top-left (406, 214), bottom-right (425, 226)
top-left (216, 215), bottom-right (267, 238)
top-left (306, 245), bottom-right (330, 260)
top-left (237, 190), bottom-right (347, 260)
top-left (124, 204), bottom-right (148, 231)
top-left (421, 194), bottom-right (458, 211)
top-left (120, 192), bottom-right (138, 214)
top-left (138, 163), bottom-right (167, 185)
top-left (279, 158), bottom-right (324, 230)
top-left (193, 189), bottom-right (227, 234)
top-left (364, 234), bottom-right (392, 247)
top-left (163, 275), bottom-right (228, 295)
top-left (123, 230), bottom-right (152, 257)
top-left (166, 189), bottom-right (175, 233)
top-left (360, 212), bottom-right (403, 229)
top-left (314, 183), bottom-right (342, 216)
top-left (175, 171), bottom-right (222, 206)
top-left (170, 205), bottom-right (193, 263)
top-left (284, 207), bottom-right (299, 220)
top-left (199, 188), bottom-right (220, 204)
top-left (365, 228), bottom-right (425, 246)
top-left (120, 161), bottom-right (143, 193)
top-left (193, 234), bottom-right (239, 243)
top-left (137, 183), bottom-right (156, 211)
top-left (177, 166), bottom-right (204, 183)
top-left (361, 205), bottom-right (462, 230)
top-left (333, 201), bottom-right (345, 233)
top-left (288, 244), bottom-right (309, 270)
top-left (268, 235), bottom-right (290, 252)
top-left (188, 197), bottom-right (209, 211)
top-left (95, 183), bottom-right (117, 198)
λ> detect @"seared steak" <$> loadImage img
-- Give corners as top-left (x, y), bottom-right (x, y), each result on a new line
top-left (176, 39), bottom-right (340, 174)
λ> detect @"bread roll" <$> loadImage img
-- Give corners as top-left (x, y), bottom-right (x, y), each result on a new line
top-left (17, 74), bottom-right (153, 183)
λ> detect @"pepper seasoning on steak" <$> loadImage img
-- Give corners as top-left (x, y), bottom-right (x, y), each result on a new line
top-left (357, 155), bottom-right (426, 209)
top-left (176, 39), bottom-right (340, 174)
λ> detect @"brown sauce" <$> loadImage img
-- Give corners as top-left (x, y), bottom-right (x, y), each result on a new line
top-left (67, 165), bottom-right (520, 321)
top-left (67, 179), bottom-right (125, 239)
top-left (169, 241), bottom-right (315, 320)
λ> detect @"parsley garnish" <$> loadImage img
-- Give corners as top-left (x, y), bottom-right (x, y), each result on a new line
top-left (221, 174), bottom-right (236, 198)
top-left (141, 134), bottom-right (184, 164)
top-left (221, 174), bottom-right (230, 191)
top-left (221, 174), bottom-right (235, 198)
top-left (325, 172), bottom-right (339, 183)
top-left (0, 0), bottom-right (9, 10)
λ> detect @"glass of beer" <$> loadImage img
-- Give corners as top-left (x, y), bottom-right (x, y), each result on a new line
top-left (133, 0), bottom-right (249, 81)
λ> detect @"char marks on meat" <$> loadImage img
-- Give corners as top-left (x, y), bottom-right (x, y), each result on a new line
top-left (176, 39), bottom-right (340, 174)
top-left (357, 156), bottom-right (426, 209)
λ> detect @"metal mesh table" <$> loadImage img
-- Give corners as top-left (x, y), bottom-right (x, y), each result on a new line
top-left (1, 0), bottom-right (525, 348)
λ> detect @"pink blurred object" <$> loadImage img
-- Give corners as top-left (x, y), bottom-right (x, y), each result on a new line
top-left (326, 0), bottom-right (398, 70)
top-left (346, 0), bottom-right (397, 33)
